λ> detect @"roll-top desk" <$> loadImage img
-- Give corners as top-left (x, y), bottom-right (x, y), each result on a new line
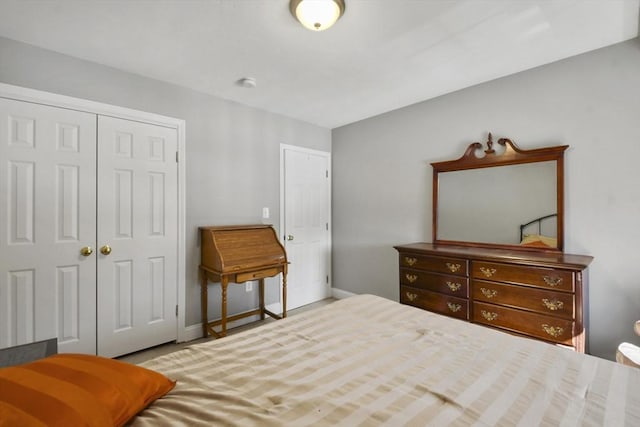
top-left (200, 225), bottom-right (288, 338)
top-left (394, 243), bottom-right (593, 352)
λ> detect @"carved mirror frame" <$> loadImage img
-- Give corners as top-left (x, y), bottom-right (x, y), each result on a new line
top-left (432, 133), bottom-right (568, 252)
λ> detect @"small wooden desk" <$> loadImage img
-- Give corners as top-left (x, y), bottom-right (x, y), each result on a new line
top-left (199, 225), bottom-right (288, 338)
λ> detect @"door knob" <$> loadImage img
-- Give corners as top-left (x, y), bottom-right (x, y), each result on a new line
top-left (287, 235), bottom-right (294, 241)
top-left (80, 246), bottom-right (93, 256)
top-left (100, 245), bottom-right (112, 255)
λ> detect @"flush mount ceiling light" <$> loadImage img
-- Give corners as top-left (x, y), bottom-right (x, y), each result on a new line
top-left (290, 0), bottom-right (345, 31)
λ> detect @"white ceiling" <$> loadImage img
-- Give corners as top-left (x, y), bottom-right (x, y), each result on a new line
top-left (0, 0), bottom-right (638, 129)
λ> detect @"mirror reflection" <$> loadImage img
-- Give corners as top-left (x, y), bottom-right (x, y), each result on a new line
top-left (437, 161), bottom-right (557, 247)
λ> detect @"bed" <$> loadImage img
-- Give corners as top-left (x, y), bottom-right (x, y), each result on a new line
top-left (2, 294), bottom-right (638, 426)
top-left (127, 294), bottom-right (639, 426)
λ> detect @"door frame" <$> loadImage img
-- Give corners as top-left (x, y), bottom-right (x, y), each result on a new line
top-left (277, 144), bottom-right (332, 312)
top-left (0, 82), bottom-right (188, 342)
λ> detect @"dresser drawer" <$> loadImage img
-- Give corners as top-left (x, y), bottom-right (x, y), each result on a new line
top-left (400, 286), bottom-right (468, 320)
top-left (473, 280), bottom-right (575, 319)
top-left (472, 261), bottom-right (574, 292)
top-left (235, 267), bottom-right (281, 282)
top-left (473, 302), bottom-right (574, 345)
top-left (400, 268), bottom-right (469, 297)
top-left (399, 254), bottom-right (468, 276)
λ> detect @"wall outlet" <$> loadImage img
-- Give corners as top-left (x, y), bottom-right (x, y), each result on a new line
top-left (262, 207), bottom-right (269, 219)
top-left (245, 281), bottom-right (253, 292)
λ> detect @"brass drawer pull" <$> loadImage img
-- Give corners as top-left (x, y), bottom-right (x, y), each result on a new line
top-left (481, 310), bottom-right (498, 321)
top-left (542, 324), bottom-right (564, 338)
top-left (404, 257), bottom-right (417, 266)
top-left (542, 298), bottom-right (564, 311)
top-left (480, 287), bottom-right (497, 299)
top-left (446, 281), bottom-right (462, 292)
top-left (543, 276), bottom-right (563, 287)
top-left (446, 262), bottom-right (461, 273)
top-left (479, 267), bottom-right (497, 277)
top-left (405, 292), bottom-right (418, 302)
top-left (405, 273), bottom-right (418, 283)
top-left (447, 302), bottom-right (462, 313)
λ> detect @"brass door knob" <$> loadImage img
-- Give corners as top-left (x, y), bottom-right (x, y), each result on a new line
top-left (80, 246), bottom-right (93, 256)
top-left (100, 245), bottom-right (112, 255)
top-left (287, 235), bottom-right (294, 241)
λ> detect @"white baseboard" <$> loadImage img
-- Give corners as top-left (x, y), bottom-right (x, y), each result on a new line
top-left (179, 304), bottom-right (285, 343)
top-left (267, 302), bottom-right (282, 314)
top-left (181, 324), bottom-right (206, 342)
top-left (332, 288), bottom-right (356, 299)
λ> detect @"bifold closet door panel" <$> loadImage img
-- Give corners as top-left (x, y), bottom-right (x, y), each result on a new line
top-left (96, 115), bottom-right (178, 358)
top-left (0, 97), bottom-right (97, 354)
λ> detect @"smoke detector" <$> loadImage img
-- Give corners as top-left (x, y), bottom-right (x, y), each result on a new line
top-left (237, 77), bottom-right (257, 88)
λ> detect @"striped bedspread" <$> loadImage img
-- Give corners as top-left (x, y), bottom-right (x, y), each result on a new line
top-left (131, 294), bottom-right (640, 426)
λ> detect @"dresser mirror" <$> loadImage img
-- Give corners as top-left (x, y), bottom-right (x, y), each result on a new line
top-left (432, 134), bottom-right (568, 251)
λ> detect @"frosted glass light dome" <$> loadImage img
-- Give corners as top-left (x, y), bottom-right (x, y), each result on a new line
top-left (290, 0), bottom-right (345, 31)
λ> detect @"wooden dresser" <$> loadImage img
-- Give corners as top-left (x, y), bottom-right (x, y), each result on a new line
top-left (394, 243), bottom-right (592, 352)
top-left (200, 225), bottom-right (288, 338)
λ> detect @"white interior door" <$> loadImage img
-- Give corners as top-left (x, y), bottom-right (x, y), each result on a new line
top-left (97, 116), bottom-right (178, 358)
top-left (282, 147), bottom-right (331, 310)
top-left (0, 97), bottom-right (97, 354)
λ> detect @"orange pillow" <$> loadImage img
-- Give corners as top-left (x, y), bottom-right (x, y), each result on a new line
top-left (0, 353), bottom-right (175, 427)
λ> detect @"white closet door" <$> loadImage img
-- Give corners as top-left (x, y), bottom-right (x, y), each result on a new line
top-left (96, 116), bottom-right (178, 358)
top-left (0, 97), bottom-right (97, 354)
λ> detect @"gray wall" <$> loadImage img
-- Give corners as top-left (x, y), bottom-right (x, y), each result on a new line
top-left (332, 37), bottom-right (640, 360)
top-left (0, 36), bottom-right (331, 329)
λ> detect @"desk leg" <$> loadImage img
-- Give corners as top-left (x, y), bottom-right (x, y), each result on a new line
top-left (259, 278), bottom-right (265, 320)
top-left (201, 269), bottom-right (208, 338)
top-left (221, 277), bottom-right (228, 337)
top-left (282, 273), bottom-right (287, 318)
